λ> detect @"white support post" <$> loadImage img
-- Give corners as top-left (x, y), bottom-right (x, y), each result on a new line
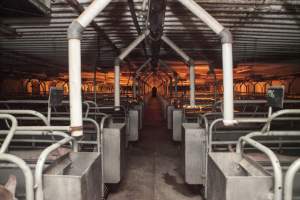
top-left (114, 64), bottom-right (120, 107)
top-left (176, 0), bottom-right (235, 125)
top-left (68, 0), bottom-right (113, 136)
top-left (189, 64), bottom-right (196, 106)
top-left (114, 30), bottom-right (150, 107)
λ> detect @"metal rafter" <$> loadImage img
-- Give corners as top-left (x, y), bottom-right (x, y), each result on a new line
top-left (127, 0), bottom-right (149, 58)
top-left (65, 0), bottom-right (119, 54)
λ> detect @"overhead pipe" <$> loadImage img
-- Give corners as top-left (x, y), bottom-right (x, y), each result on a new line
top-left (133, 79), bottom-right (137, 98)
top-left (189, 64), bottom-right (196, 106)
top-left (176, 0), bottom-right (234, 125)
top-left (161, 36), bottom-right (195, 106)
top-left (67, 0), bottom-right (113, 136)
top-left (114, 30), bottom-right (150, 106)
top-left (159, 59), bottom-right (179, 98)
top-left (142, 0), bottom-right (148, 13)
top-left (114, 64), bottom-right (121, 107)
top-left (159, 70), bottom-right (173, 97)
top-left (144, 81), bottom-right (151, 94)
top-left (159, 59), bottom-right (178, 75)
top-left (143, 72), bottom-right (153, 82)
top-left (161, 35), bottom-right (191, 63)
top-left (135, 58), bottom-right (152, 77)
top-left (174, 75), bottom-right (178, 97)
top-left (157, 74), bottom-right (169, 97)
top-left (169, 77), bottom-right (173, 97)
top-left (127, 0), bottom-right (148, 58)
top-left (133, 58), bottom-right (151, 98)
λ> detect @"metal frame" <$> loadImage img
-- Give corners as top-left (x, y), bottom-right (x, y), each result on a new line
top-left (35, 136), bottom-right (75, 200)
top-left (114, 30), bottom-right (150, 107)
top-left (0, 153), bottom-right (34, 200)
top-left (0, 114), bottom-right (18, 153)
top-left (284, 158), bottom-right (300, 200)
top-left (238, 136), bottom-right (283, 200)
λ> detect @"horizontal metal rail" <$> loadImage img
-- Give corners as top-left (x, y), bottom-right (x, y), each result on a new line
top-left (261, 109), bottom-right (300, 133)
top-left (0, 110), bottom-right (49, 126)
top-left (50, 117), bottom-right (101, 152)
top-left (208, 118), bottom-right (269, 152)
top-left (209, 116), bottom-right (300, 153)
top-left (0, 114), bottom-right (18, 153)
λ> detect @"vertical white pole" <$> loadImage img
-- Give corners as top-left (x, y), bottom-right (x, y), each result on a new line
top-left (175, 76), bottom-right (178, 97)
top-left (114, 65), bottom-right (120, 107)
top-left (222, 43), bottom-right (234, 124)
top-left (176, 0), bottom-right (235, 125)
top-left (133, 78), bottom-right (137, 98)
top-left (69, 39), bottom-right (83, 136)
top-left (189, 64), bottom-right (196, 106)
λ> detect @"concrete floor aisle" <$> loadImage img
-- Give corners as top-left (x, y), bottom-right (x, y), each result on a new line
top-left (108, 97), bottom-right (202, 200)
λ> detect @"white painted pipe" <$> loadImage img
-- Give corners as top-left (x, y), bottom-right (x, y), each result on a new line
top-left (159, 60), bottom-right (177, 76)
top-left (159, 40), bottom-right (195, 105)
top-left (133, 78), bottom-right (137, 98)
top-left (222, 43), bottom-right (234, 125)
top-left (176, 0), bottom-right (223, 34)
top-left (142, 0), bottom-right (148, 12)
top-left (68, 0), bottom-right (113, 136)
top-left (158, 60), bottom-right (179, 98)
top-left (161, 35), bottom-right (190, 63)
top-left (135, 58), bottom-right (151, 76)
top-left (137, 80), bottom-right (141, 96)
top-left (114, 30), bottom-right (150, 106)
top-left (119, 30), bottom-right (150, 60)
top-left (114, 64), bottom-right (120, 107)
top-left (77, 0), bottom-right (112, 27)
top-left (189, 64), bottom-right (196, 106)
top-left (175, 76), bottom-right (178, 97)
top-left (68, 39), bottom-right (83, 137)
top-left (176, 0), bottom-right (234, 125)
top-left (169, 77), bottom-right (173, 97)
top-left (134, 58), bottom-right (151, 99)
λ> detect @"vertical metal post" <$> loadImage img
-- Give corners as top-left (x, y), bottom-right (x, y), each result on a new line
top-left (93, 66), bottom-right (97, 103)
top-left (114, 64), bottom-right (120, 107)
top-left (189, 64), bottom-right (195, 106)
top-left (169, 77), bottom-right (173, 97)
top-left (175, 75), bottom-right (178, 97)
top-left (133, 78), bottom-right (137, 98)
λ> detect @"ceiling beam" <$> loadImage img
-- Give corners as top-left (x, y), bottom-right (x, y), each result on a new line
top-left (127, 0), bottom-right (149, 59)
top-left (0, 48), bottom-right (64, 70)
top-left (0, 23), bottom-right (22, 38)
top-left (148, 0), bottom-right (167, 69)
top-left (65, 0), bottom-right (119, 54)
top-left (65, 0), bottom-right (139, 70)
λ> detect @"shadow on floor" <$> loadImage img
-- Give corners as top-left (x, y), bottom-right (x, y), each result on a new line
top-left (108, 97), bottom-right (203, 200)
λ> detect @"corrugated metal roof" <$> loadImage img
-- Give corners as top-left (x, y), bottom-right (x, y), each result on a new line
top-left (0, 0), bottom-right (300, 75)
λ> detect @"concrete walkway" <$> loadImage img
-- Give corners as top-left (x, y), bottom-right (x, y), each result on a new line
top-left (108, 97), bottom-right (202, 200)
